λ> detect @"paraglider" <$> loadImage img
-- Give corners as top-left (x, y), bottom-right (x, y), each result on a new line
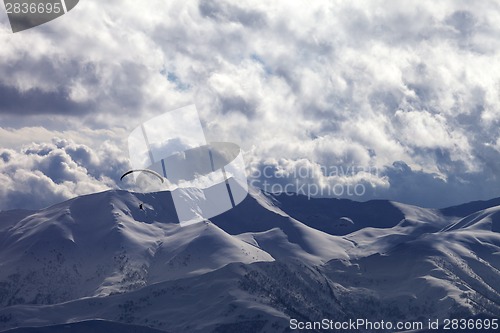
top-left (120, 169), bottom-right (164, 183)
top-left (121, 169), bottom-right (164, 214)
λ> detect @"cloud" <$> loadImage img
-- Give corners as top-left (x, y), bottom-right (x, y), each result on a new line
top-left (0, 138), bottom-right (128, 210)
top-left (1, 0), bottom-right (500, 208)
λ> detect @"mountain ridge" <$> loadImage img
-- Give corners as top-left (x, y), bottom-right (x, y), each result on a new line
top-left (0, 188), bottom-right (498, 332)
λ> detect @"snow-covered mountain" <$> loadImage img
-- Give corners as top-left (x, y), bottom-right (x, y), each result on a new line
top-left (0, 188), bottom-right (498, 332)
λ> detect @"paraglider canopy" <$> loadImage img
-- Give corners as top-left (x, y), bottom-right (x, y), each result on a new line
top-left (120, 169), bottom-right (164, 183)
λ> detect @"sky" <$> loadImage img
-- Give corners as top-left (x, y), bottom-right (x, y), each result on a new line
top-left (1, 0), bottom-right (500, 210)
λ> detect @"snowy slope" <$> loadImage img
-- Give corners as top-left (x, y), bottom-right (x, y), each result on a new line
top-left (0, 189), bottom-right (498, 332)
top-left (0, 190), bottom-right (274, 306)
top-left (325, 204), bottom-right (500, 322)
top-left (0, 320), bottom-right (170, 333)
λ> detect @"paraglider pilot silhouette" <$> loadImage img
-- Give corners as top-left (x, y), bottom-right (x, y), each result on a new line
top-left (121, 105), bottom-right (248, 226)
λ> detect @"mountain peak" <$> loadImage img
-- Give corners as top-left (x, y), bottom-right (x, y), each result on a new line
top-left (0, 189), bottom-right (499, 332)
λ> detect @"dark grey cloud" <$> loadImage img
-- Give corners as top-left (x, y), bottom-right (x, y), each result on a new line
top-left (0, 83), bottom-right (90, 115)
top-left (0, 58), bottom-right (151, 118)
top-left (199, 1), bottom-right (267, 28)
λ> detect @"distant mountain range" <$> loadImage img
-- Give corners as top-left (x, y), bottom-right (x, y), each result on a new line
top-left (0, 188), bottom-right (498, 332)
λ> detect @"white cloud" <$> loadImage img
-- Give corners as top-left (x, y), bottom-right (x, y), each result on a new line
top-left (1, 0), bottom-right (500, 208)
top-left (0, 138), bottom-right (128, 210)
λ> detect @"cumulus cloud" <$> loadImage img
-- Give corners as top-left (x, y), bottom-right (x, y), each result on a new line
top-left (1, 0), bottom-right (500, 208)
top-left (0, 138), bottom-right (128, 210)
